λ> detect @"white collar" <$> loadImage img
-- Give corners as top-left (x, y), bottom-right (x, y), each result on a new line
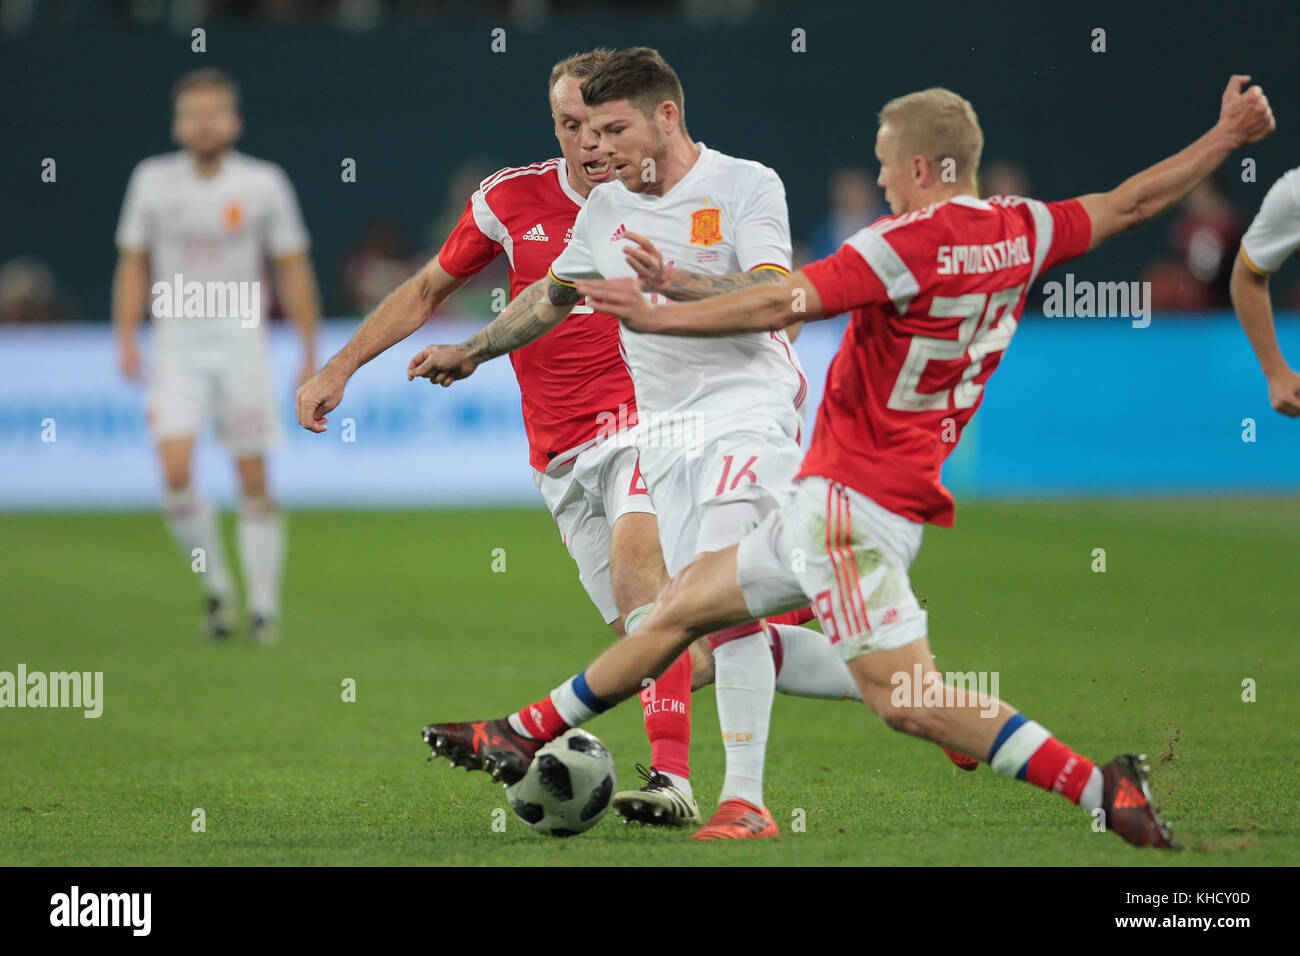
top-left (555, 157), bottom-right (588, 208)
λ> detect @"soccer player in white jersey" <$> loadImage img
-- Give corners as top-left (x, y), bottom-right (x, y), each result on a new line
top-left (425, 76), bottom-right (1274, 848)
top-left (1231, 165), bottom-right (1300, 416)
top-left (301, 50), bottom-right (872, 830)
top-left (113, 69), bottom-right (322, 643)
top-left (409, 47), bottom-right (835, 839)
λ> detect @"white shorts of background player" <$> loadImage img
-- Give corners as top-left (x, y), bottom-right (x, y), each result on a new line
top-left (533, 437), bottom-right (656, 624)
top-left (148, 348), bottom-right (283, 456)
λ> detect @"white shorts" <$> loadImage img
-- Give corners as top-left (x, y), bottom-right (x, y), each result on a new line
top-left (640, 427), bottom-right (806, 578)
top-left (737, 476), bottom-right (927, 660)
top-left (148, 349), bottom-right (283, 456)
top-left (533, 438), bottom-right (657, 624)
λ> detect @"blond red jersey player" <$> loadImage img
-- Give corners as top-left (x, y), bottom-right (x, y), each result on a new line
top-left (794, 195), bottom-right (1091, 526)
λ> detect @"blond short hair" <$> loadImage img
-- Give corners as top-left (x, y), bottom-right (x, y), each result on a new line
top-left (878, 88), bottom-right (983, 184)
top-left (548, 48), bottom-right (615, 104)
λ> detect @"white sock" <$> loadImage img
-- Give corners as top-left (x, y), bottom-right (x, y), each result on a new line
top-left (663, 771), bottom-right (693, 801)
top-left (507, 673), bottom-right (604, 738)
top-left (163, 486), bottom-right (234, 599)
top-left (768, 623), bottom-right (862, 701)
top-left (237, 497), bottom-right (285, 618)
top-left (1079, 767), bottom-right (1105, 814)
top-left (713, 630), bottom-right (774, 808)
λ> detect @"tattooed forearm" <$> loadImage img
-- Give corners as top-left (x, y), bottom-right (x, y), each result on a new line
top-left (457, 276), bottom-right (579, 362)
top-left (660, 268), bottom-right (785, 301)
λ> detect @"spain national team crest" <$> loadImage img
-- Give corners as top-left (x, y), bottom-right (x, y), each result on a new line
top-left (689, 207), bottom-right (723, 247)
top-left (223, 201), bottom-right (244, 231)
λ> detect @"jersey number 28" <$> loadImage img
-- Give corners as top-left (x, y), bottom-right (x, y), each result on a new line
top-left (887, 284), bottom-right (1025, 412)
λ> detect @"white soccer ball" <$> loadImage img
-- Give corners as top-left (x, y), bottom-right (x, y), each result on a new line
top-left (506, 728), bottom-right (617, 837)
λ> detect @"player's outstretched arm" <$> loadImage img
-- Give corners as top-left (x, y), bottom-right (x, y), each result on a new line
top-left (578, 272), bottom-right (824, 337)
top-left (1230, 252), bottom-right (1300, 416)
top-left (621, 231), bottom-right (788, 300)
top-left (296, 257), bottom-right (467, 432)
top-left (406, 273), bottom-right (579, 386)
top-left (1075, 75), bottom-right (1274, 252)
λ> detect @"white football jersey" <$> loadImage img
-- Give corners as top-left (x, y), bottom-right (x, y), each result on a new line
top-left (115, 150), bottom-right (309, 350)
top-left (1241, 166), bottom-right (1300, 275)
top-left (549, 144), bottom-right (806, 447)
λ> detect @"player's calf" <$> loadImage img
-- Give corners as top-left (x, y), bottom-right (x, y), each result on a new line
top-left (851, 646), bottom-right (1177, 848)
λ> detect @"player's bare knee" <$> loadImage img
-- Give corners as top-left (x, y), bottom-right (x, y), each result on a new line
top-left (613, 579), bottom-right (663, 621)
top-left (241, 494), bottom-right (276, 517)
top-left (610, 542), bottom-right (668, 615)
top-left (874, 698), bottom-right (931, 738)
top-left (162, 458), bottom-right (191, 491)
top-left (236, 458), bottom-right (270, 503)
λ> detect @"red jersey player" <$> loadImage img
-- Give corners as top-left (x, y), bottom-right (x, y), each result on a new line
top-left (298, 50), bottom-right (861, 829)
top-left (423, 75), bottom-right (1274, 847)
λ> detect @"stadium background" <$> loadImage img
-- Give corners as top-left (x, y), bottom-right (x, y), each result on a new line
top-left (2, 0), bottom-right (1298, 868)
top-left (3, 0), bottom-right (1299, 506)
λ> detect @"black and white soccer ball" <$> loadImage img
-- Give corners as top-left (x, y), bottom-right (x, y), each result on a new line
top-left (506, 729), bottom-right (617, 837)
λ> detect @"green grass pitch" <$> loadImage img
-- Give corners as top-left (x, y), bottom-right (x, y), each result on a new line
top-left (2, 499), bottom-right (1297, 866)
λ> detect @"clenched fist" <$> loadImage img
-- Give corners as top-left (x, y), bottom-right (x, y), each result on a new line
top-left (1217, 75), bottom-right (1276, 147)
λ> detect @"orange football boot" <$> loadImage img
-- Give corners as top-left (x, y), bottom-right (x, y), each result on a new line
top-left (690, 799), bottom-right (779, 840)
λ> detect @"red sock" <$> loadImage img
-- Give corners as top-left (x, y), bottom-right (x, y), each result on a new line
top-left (642, 651), bottom-right (691, 779)
top-left (765, 607), bottom-right (815, 628)
top-left (512, 695), bottom-right (570, 741)
top-left (1025, 738), bottom-right (1097, 803)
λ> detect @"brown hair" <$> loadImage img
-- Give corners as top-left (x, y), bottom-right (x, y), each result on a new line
top-left (579, 47), bottom-right (686, 130)
top-left (878, 88), bottom-right (983, 184)
top-left (548, 48), bottom-right (614, 104)
top-left (172, 68), bottom-right (240, 109)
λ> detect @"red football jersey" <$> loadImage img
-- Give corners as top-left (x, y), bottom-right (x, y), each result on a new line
top-left (799, 194), bottom-right (1092, 526)
top-left (438, 158), bottom-right (636, 472)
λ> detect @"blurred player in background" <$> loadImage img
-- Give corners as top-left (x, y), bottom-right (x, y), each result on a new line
top-left (1231, 164), bottom-right (1300, 415)
top-left (425, 75), bottom-right (1274, 849)
top-left (299, 49), bottom-right (863, 831)
top-left (113, 68), bottom-right (321, 643)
